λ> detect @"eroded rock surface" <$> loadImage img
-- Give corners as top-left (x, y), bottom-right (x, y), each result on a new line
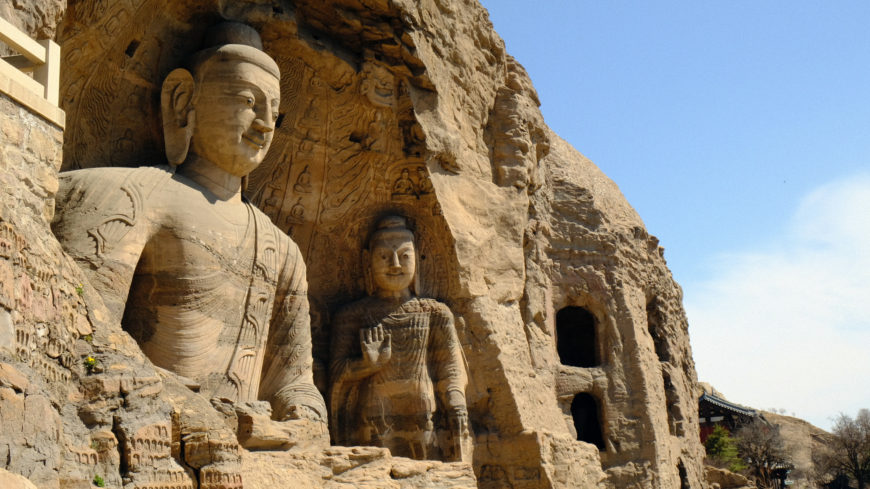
top-left (1, 0), bottom-right (707, 487)
top-left (704, 465), bottom-right (754, 489)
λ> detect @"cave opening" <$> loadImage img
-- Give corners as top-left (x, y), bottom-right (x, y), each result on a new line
top-left (556, 306), bottom-right (598, 367)
top-left (678, 460), bottom-right (690, 489)
top-left (571, 393), bottom-right (605, 450)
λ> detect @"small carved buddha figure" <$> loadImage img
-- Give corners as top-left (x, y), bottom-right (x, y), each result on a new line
top-left (391, 168), bottom-right (415, 198)
top-left (293, 165), bottom-right (313, 193)
top-left (52, 22), bottom-right (325, 448)
top-left (415, 166), bottom-right (434, 196)
top-left (329, 216), bottom-right (470, 461)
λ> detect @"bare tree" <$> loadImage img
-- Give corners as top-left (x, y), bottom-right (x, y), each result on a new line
top-left (814, 409), bottom-right (870, 489)
top-left (734, 417), bottom-right (789, 488)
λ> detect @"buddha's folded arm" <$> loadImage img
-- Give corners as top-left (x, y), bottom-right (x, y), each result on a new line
top-left (259, 239), bottom-right (326, 422)
top-left (427, 301), bottom-right (468, 416)
top-left (52, 167), bottom-right (169, 321)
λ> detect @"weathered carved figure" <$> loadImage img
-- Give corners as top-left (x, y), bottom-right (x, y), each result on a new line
top-left (329, 216), bottom-right (470, 461)
top-left (391, 168), bottom-right (415, 198)
top-left (360, 61), bottom-right (397, 109)
top-left (52, 22), bottom-right (326, 447)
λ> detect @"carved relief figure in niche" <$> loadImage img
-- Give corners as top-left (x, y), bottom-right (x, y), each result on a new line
top-left (52, 22), bottom-right (326, 448)
top-left (356, 60), bottom-right (396, 154)
top-left (360, 61), bottom-right (397, 110)
top-left (391, 168), bottom-right (416, 199)
top-left (415, 166), bottom-right (434, 196)
top-left (293, 165), bottom-right (313, 193)
top-left (391, 166), bottom-right (434, 200)
top-left (286, 197), bottom-right (305, 224)
top-left (329, 216), bottom-right (470, 461)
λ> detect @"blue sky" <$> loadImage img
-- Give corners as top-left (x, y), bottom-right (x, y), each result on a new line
top-left (480, 0), bottom-right (870, 431)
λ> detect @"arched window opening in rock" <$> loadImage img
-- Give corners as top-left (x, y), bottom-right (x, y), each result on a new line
top-left (571, 393), bottom-right (605, 450)
top-left (556, 306), bottom-right (598, 367)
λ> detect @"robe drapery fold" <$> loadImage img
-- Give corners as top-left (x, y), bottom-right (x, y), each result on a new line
top-left (53, 165), bottom-right (325, 421)
top-left (329, 297), bottom-right (467, 451)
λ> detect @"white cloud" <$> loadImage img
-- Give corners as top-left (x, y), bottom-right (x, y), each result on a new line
top-left (686, 172), bottom-right (870, 431)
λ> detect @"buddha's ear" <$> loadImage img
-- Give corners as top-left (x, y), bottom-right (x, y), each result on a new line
top-left (362, 249), bottom-right (374, 295)
top-left (161, 68), bottom-right (196, 166)
top-left (412, 252), bottom-right (420, 296)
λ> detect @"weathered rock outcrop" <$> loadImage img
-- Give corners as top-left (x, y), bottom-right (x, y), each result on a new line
top-left (1, 0), bottom-right (706, 487)
top-left (704, 466), bottom-right (754, 489)
top-left (763, 412), bottom-right (832, 489)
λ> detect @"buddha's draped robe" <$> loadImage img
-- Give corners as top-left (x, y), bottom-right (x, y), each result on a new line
top-left (52, 166), bottom-right (325, 420)
top-left (329, 296), bottom-right (467, 459)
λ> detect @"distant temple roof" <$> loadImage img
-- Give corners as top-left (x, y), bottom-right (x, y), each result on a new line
top-left (698, 393), bottom-right (763, 442)
top-left (698, 393), bottom-right (759, 418)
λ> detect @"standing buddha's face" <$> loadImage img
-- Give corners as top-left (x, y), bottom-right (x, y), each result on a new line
top-left (189, 59), bottom-right (280, 177)
top-left (369, 230), bottom-right (416, 295)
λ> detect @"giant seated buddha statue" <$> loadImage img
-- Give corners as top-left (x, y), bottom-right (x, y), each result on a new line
top-left (52, 22), bottom-right (326, 448)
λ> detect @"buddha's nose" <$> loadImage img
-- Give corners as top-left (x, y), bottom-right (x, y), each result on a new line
top-left (389, 252), bottom-right (401, 268)
top-left (252, 118), bottom-right (274, 133)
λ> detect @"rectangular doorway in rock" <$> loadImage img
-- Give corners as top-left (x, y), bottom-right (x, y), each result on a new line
top-left (571, 393), bottom-right (605, 450)
top-left (556, 306), bottom-right (599, 367)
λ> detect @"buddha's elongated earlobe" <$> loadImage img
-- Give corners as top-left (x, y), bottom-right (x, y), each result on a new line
top-left (161, 68), bottom-right (196, 166)
top-left (412, 244), bottom-right (420, 296)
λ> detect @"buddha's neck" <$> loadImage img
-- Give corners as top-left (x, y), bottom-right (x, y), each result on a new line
top-left (178, 155), bottom-right (243, 202)
top-left (374, 288), bottom-right (412, 301)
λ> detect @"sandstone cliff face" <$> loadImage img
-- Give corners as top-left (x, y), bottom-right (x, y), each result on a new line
top-left (1, 0), bottom-right (705, 487)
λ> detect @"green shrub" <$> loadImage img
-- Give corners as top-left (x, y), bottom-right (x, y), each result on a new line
top-left (705, 425), bottom-right (746, 472)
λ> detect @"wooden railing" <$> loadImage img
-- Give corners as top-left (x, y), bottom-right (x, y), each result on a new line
top-left (0, 15), bottom-right (64, 128)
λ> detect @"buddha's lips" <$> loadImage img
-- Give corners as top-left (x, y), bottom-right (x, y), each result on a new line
top-left (243, 133), bottom-right (267, 149)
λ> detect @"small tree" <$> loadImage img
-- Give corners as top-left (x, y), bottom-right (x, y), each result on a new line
top-left (734, 417), bottom-right (789, 488)
top-left (706, 425), bottom-right (746, 472)
top-left (814, 409), bottom-right (870, 489)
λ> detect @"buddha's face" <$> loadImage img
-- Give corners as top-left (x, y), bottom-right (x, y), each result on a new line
top-left (189, 59), bottom-right (280, 177)
top-left (369, 230), bottom-right (416, 294)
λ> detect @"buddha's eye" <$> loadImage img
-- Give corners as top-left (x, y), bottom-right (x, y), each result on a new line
top-left (239, 90), bottom-right (255, 108)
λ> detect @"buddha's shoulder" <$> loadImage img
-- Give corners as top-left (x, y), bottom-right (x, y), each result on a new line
top-left (332, 297), bottom-right (378, 322)
top-left (58, 166), bottom-right (172, 200)
top-left (55, 165), bottom-right (177, 219)
top-left (407, 297), bottom-right (452, 316)
top-left (58, 165), bottom-right (174, 191)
